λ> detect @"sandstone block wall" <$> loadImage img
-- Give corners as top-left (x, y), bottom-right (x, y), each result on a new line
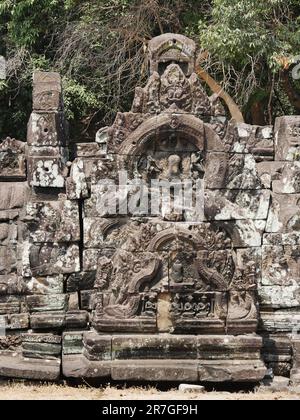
top-left (0, 34), bottom-right (299, 383)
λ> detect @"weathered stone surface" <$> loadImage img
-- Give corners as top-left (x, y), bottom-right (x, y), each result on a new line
top-left (205, 190), bottom-right (270, 221)
top-left (111, 359), bottom-right (199, 382)
top-left (26, 294), bottom-right (68, 312)
top-left (290, 339), bottom-right (300, 385)
top-left (62, 354), bottom-right (111, 379)
top-left (260, 310), bottom-right (300, 333)
top-left (205, 153), bottom-right (263, 190)
top-left (65, 310), bottom-right (89, 328)
top-left (0, 295), bottom-right (26, 315)
top-left (23, 242), bottom-right (80, 276)
top-left (112, 335), bottom-right (198, 360)
top-left (24, 200), bottom-right (80, 243)
top-left (0, 183), bottom-right (29, 210)
top-left (30, 311), bottom-right (66, 329)
top-left (83, 332), bottom-right (111, 361)
top-left (32, 71), bottom-right (62, 112)
top-left (256, 161), bottom-right (282, 189)
top-left (275, 116), bottom-right (300, 161)
top-left (25, 275), bottom-right (64, 294)
top-left (30, 310), bottom-right (88, 330)
top-left (27, 156), bottom-right (67, 188)
top-left (272, 162), bottom-right (300, 193)
top-left (266, 193), bottom-right (300, 233)
top-left (5, 32), bottom-right (300, 384)
top-left (224, 121), bottom-right (273, 156)
top-left (0, 138), bottom-right (26, 179)
top-left (0, 275), bottom-right (25, 295)
top-left (66, 158), bottom-right (89, 200)
top-left (0, 353), bottom-right (60, 380)
top-left (197, 359), bottom-right (266, 382)
top-left (259, 286), bottom-right (300, 309)
top-left (27, 112), bottom-right (67, 147)
top-left (22, 342), bottom-right (61, 359)
top-left (66, 272), bottom-right (95, 292)
top-left (74, 142), bottom-right (104, 158)
top-left (179, 384), bottom-right (205, 393)
top-left (0, 248), bottom-right (18, 275)
top-left (62, 332), bottom-right (84, 355)
top-left (261, 245), bottom-right (300, 290)
top-left (5, 313), bottom-right (29, 330)
top-left (0, 223), bottom-right (18, 246)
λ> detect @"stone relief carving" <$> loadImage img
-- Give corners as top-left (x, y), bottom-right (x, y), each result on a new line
top-left (2, 32), bottom-right (300, 383)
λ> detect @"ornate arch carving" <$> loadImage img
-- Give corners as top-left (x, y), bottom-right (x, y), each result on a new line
top-left (147, 227), bottom-right (201, 252)
top-left (118, 113), bottom-right (225, 156)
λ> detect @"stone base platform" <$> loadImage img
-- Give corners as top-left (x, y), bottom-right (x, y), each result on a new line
top-left (62, 356), bottom-right (266, 382)
top-left (0, 334), bottom-right (267, 382)
top-left (62, 333), bottom-right (267, 383)
top-left (0, 352), bottom-right (60, 381)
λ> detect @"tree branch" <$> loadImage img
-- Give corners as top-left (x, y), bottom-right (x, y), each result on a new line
top-left (195, 57), bottom-right (244, 123)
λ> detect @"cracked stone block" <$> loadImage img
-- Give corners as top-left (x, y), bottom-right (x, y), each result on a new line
top-left (23, 243), bottom-right (80, 276)
top-left (0, 138), bottom-right (26, 180)
top-left (256, 161), bottom-right (283, 189)
top-left (27, 157), bottom-right (66, 188)
top-left (24, 200), bottom-right (80, 243)
top-left (272, 161), bottom-right (300, 193)
top-left (0, 247), bottom-right (18, 275)
top-left (275, 116), bottom-right (300, 161)
top-left (25, 275), bottom-right (64, 294)
top-left (0, 223), bottom-right (18, 246)
top-left (6, 313), bottom-right (29, 330)
top-left (0, 353), bottom-right (61, 380)
top-left (32, 71), bottom-right (62, 112)
top-left (27, 112), bottom-right (67, 147)
top-left (205, 153), bottom-right (264, 190)
top-left (0, 296), bottom-right (25, 315)
top-left (266, 193), bottom-right (300, 233)
top-left (260, 310), bottom-right (300, 333)
top-left (223, 220), bottom-right (265, 247)
top-left (66, 158), bottom-right (89, 200)
top-left (205, 189), bottom-right (270, 220)
top-left (66, 272), bottom-right (95, 292)
top-left (26, 294), bottom-right (68, 312)
top-left (0, 183), bottom-right (29, 210)
top-left (0, 274), bottom-right (25, 295)
top-left (259, 285), bottom-right (300, 309)
top-left (261, 245), bottom-right (300, 288)
top-left (224, 121), bottom-right (274, 156)
top-left (62, 332), bottom-right (84, 355)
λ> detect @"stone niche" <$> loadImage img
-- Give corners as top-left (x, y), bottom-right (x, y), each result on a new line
top-left (1, 33), bottom-right (300, 384)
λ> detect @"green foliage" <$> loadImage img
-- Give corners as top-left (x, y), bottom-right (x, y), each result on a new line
top-left (198, 0), bottom-right (300, 121)
top-left (0, 0), bottom-right (300, 140)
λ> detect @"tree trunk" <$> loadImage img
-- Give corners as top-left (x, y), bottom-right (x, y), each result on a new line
top-left (281, 69), bottom-right (300, 113)
top-left (250, 100), bottom-right (266, 126)
top-left (195, 62), bottom-right (244, 123)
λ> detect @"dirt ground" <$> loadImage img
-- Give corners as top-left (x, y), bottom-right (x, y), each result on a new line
top-left (0, 381), bottom-right (299, 400)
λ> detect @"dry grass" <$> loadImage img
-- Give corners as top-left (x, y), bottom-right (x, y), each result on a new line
top-left (0, 381), bottom-right (298, 400)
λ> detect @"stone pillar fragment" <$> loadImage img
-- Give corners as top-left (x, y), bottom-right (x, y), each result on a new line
top-left (27, 71), bottom-right (68, 189)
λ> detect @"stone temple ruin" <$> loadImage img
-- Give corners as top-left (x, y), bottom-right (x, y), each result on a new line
top-left (1, 33), bottom-right (300, 384)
